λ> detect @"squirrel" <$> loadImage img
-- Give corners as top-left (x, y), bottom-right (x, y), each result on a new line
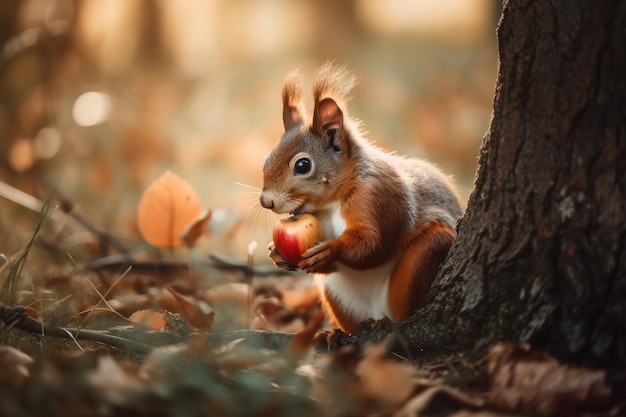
top-left (260, 63), bottom-right (463, 334)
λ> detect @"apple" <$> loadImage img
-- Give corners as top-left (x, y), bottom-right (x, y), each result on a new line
top-left (272, 213), bottom-right (324, 265)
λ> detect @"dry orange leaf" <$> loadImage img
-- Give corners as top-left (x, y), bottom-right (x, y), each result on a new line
top-left (487, 343), bottom-right (612, 416)
top-left (204, 282), bottom-right (252, 307)
top-left (0, 346), bottom-right (34, 386)
top-left (180, 208), bottom-right (212, 247)
top-left (128, 309), bottom-right (166, 330)
top-left (24, 306), bottom-right (38, 319)
top-left (355, 343), bottom-right (420, 409)
top-left (157, 287), bottom-right (215, 331)
top-left (137, 170), bottom-right (203, 248)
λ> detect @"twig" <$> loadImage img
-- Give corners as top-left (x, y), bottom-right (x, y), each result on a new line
top-left (246, 241), bottom-right (258, 329)
top-left (0, 303), bottom-right (155, 354)
top-left (210, 253), bottom-right (296, 277)
top-left (51, 189), bottom-right (131, 254)
top-left (209, 254), bottom-right (294, 277)
top-left (86, 253), bottom-right (297, 278)
top-left (0, 181), bottom-right (71, 229)
top-left (0, 302), bottom-right (294, 354)
top-left (0, 181), bottom-right (129, 255)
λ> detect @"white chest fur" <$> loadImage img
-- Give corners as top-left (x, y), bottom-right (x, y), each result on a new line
top-left (315, 202), bottom-right (396, 322)
top-left (317, 201), bottom-right (346, 239)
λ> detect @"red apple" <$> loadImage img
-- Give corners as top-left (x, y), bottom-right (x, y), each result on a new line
top-left (272, 213), bottom-right (324, 265)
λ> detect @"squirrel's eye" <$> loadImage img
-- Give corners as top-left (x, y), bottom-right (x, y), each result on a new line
top-left (293, 158), bottom-right (312, 175)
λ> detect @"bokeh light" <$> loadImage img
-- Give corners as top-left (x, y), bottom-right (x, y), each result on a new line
top-left (72, 91), bottom-right (111, 127)
top-left (33, 127), bottom-right (63, 159)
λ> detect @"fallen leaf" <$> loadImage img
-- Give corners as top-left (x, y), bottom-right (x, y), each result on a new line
top-left (128, 309), bottom-right (166, 330)
top-left (137, 170), bottom-right (203, 248)
top-left (180, 208), bottom-right (212, 247)
top-left (157, 286), bottom-right (215, 330)
top-left (0, 345), bottom-right (34, 386)
top-left (204, 282), bottom-right (252, 307)
top-left (395, 384), bottom-right (485, 417)
top-left (305, 345), bottom-right (369, 415)
top-left (86, 354), bottom-right (142, 406)
top-left (355, 343), bottom-right (419, 410)
top-left (138, 344), bottom-right (188, 382)
top-left (487, 343), bottom-right (612, 416)
top-left (254, 296), bottom-right (307, 332)
top-left (24, 306), bottom-right (38, 319)
top-left (254, 297), bottom-right (284, 319)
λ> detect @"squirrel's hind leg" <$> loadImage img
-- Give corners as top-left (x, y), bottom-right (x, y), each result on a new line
top-left (387, 220), bottom-right (457, 322)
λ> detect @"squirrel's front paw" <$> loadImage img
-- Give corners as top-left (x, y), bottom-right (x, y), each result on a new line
top-left (267, 242), bottom-right (298, 271)
top-left (298, 240), bottom-right (336, 273)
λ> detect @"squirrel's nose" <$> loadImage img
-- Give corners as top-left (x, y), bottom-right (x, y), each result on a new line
top-left (259, 193), bottom-right (274, 209)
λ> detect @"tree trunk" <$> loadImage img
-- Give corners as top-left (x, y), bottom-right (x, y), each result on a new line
top-left (400, 0), bottom-right (626, 369)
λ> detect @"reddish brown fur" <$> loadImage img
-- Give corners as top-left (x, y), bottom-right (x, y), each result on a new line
top-left (263, 63), bottom-right (462, 334)
top-left (388, 220), bottom-right (457, 322)
top-left (336, 174), bottom-right (410, 269)
top-left (317, 220), bottom-right (457, 333)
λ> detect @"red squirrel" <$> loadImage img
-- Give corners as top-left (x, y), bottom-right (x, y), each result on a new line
top-left (260, 63), bottom-right (462, 334)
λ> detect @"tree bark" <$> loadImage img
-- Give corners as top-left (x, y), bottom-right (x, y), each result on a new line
top-left (400, 0), bottom-right (626, 369)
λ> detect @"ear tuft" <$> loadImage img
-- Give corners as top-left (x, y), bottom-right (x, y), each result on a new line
top-left (310, 62), bottom-right (357, 147)
top-left (282, 69), bottom-right (306, 131)
top-left (313, 62), bottom-right (357, 106)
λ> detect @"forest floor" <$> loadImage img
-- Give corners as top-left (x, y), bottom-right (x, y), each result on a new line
top-left (0, 186), bottom-right (621, 417)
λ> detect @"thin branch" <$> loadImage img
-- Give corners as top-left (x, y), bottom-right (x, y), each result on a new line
top-left (0, 303), bottom-right (154, 354)
top-left (0, 302), bottom-right (294, 354)
top-left (85, 253), bottom-right (297, 278)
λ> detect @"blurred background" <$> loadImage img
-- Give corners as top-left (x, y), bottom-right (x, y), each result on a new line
top-left (0, 0), bottom-right (499, 262)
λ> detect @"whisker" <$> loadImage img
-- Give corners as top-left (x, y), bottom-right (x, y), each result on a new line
top-left (235, 182), bottom-right (262, 192)
top-left (231, 180), bottom-right (280, 255)
top-left (234, 193), bottom-right (274, 246)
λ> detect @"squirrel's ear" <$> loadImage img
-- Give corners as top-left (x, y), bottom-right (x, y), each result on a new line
top-left (313, 98), bottom-right (344, 149)
top-left (283, 105), bottom-right (304, 132)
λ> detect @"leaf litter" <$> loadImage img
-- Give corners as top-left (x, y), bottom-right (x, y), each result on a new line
top-left (0, 173), bottom-right (622, 417)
